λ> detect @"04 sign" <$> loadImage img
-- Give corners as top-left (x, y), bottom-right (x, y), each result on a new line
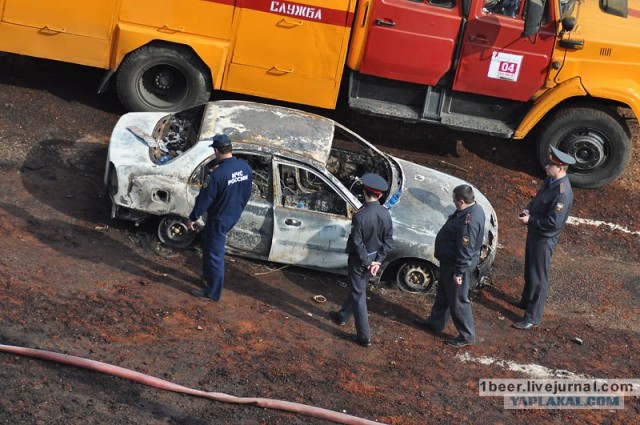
top-left (488, 51), bottom-right (523, 82)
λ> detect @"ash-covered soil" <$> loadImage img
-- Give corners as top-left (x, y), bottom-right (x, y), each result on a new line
top-left (0, 53), bottom-right (638, 424)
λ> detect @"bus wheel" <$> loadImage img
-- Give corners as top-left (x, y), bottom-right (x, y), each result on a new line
top-left (116, 44), bottom-right (211, 112)
top-left (536, 105), bottom-right (631, 188)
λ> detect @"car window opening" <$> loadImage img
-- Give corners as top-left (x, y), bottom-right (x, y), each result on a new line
top-left (279, 164), bottom-right (347, 216)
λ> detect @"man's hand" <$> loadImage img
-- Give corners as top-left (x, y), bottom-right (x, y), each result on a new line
top-left (517, 209), bottom-right (530, 225)
top-left (454, 275), bottom-right (463, 285)
top-left (186, 219), bottom-right (196, 231)
top-left (369, 261), bottom-right (381, 277)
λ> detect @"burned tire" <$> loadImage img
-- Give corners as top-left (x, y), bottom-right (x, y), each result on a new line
top-left (157, 216), bottom-right (197, 249)
top-left (116, 44), bottom-right (211, 112)
top-left (536, 106), bottom-right (631, 188)
top-left (396, 260), bottom-right (436, 294)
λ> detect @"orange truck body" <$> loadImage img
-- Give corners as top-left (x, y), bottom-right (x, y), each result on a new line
top-left (0, 0), bottom-right (638, 188)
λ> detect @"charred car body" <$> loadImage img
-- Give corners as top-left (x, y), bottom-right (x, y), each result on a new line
top-left (105, 101), bottom-right (498, 293)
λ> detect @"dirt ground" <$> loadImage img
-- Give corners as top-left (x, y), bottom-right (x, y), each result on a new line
top-left (0, 53), bottom-right (639, 424)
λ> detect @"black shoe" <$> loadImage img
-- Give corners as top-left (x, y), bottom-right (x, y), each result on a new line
top-left (350, 334), bottom-right (372, 347)
top-left (508, 299), bottom-right (527, 309)
top-left (329, 311), bottom-right (346, 326)
top-left (445, 337), bottom-right (474, 347)
top-left (413, 318), bottom-right (436, 331)
top-left (512, 321), bottom-right (539, 330)
top-left (191, 288), bottom-right (214, 301)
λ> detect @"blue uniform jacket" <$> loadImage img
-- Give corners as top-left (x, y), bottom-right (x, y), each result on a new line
top-left (189, 156), bottom-right (252, 225)
top-left (526, 175), bottom-right (573, 238)
top-left (434, 202), bottom-right (486, 276)
top-left (346, 201), bottom-right (393, 268)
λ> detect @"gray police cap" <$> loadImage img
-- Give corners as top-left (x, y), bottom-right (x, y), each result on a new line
top-left (361, 173), bottom-right (389, 194)
top-left (549, 146), bottom-right (576, 166)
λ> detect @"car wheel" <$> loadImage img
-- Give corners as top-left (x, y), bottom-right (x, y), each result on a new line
top-left (396, 261), bottom-right (435, 294)
top-left (157, 216), bottom-right (197, 249)
top-left (116, 44), bottom-right (212, 112)
top-left (536, 105), bottom-right (631, 188)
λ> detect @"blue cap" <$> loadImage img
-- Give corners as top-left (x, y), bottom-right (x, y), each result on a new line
top-left (210, 134), bottom-right (232, 149)
top-left (361, 173), bottom-right (389, 194)
top-left (549, 146), bottom-right (576, 166)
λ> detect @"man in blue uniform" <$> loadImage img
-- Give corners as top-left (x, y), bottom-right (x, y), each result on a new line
top-left (414, 185), bottom-right (486, 347)
top-left (330, 173), bottom-right (393, 347)
top-left (511, 146), bottom-right (575, 330)
top-left (186, 134), bottom-right (252, 302)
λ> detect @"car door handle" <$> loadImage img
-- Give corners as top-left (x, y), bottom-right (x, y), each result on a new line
top-left (285, 218), bottom-right (301, 227)
top-left (374, 18), bottom-right (395, 27)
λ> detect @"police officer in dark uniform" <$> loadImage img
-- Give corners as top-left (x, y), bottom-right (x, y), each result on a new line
top-left (330, 173), bottom-right (393, 347)
top-left (511, 146), bottom-right (575, 329)
top-left (187, 134), bottom-right (252, 302)
top-left (414, 184), bottom-right (486, 347)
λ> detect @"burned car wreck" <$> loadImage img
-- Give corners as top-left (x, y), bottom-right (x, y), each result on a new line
top-left (105, 101), bottom-right (498, 293)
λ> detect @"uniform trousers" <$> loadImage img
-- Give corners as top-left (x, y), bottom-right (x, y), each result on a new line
top-left (521, 233), bottom-right (558, 324)
top-left (338, 255), bottom-right (372, 340)
top-left (201, 218), bottom-right (232, 301)
top-left (428, 265), bottom-right (476, 343)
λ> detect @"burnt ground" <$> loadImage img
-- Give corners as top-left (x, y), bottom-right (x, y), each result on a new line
top-left (0, 53), bottom-right (638, 424)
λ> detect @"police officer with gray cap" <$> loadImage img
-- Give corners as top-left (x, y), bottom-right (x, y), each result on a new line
top-left (330, 173), bottom-right (393, 347)
top-left (510, 146), bottom-right (575, 329)
top-left (187, 134), bottom-right (252, 301)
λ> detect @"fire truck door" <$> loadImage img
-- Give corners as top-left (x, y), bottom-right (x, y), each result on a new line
top-left (452, 0), bottom-right (555, 101)
top-left (358, 0), bottom-right (462, 86)
top-left (1, 0), bottom-right (118, 67)
top-left (226, 0), bottom-right (354, 109)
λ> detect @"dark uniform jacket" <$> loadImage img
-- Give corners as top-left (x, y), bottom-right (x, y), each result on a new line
top-left (526, 175), bottom-right (573, 238)
top-left (435, 202), bottom-right (485, 276)
top-left (345, 201), bottom-right (393, 268)
top-left (189, 156), bottom-right (252, 225)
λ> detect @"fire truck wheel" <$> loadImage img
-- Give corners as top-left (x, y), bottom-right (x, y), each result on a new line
top-left (536, 105), bottom-right (631, 189)
top-left (116, 44), bottom-right (212, 112)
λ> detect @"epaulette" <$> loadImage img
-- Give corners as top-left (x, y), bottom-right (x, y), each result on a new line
top-left (465, 213), bottom-right (472, 224)
top-left (559, 182), bottom-right (565, 194)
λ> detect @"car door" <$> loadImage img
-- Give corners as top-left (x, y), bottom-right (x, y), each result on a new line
top-left (226, 153), bottom-right (274, 259)
top-left (452, 0), bottom-right (556, 101)
top-left (270, 161), bottom-right (352, 273)
top-left (187, 152), bottom-right (274, 259)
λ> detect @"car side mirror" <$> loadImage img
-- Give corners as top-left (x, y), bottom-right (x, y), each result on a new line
top-left (522, 0), bottom-right (544, 37)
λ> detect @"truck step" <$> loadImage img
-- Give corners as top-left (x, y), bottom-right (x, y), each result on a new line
top-left (348, 97), bottom-right (422, 121)
top-left (440, 113), bottom-right (515, 138)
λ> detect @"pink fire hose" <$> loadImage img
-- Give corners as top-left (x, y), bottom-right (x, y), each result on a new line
top-left (0, 344), bottom-right (383, 425)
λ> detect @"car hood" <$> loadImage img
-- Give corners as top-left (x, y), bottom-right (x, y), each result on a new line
top-left (388, 158), bottom-right (496, 255)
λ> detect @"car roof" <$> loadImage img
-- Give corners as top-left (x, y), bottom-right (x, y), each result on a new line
top-left (200, 101), bottom-right (335, 165)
